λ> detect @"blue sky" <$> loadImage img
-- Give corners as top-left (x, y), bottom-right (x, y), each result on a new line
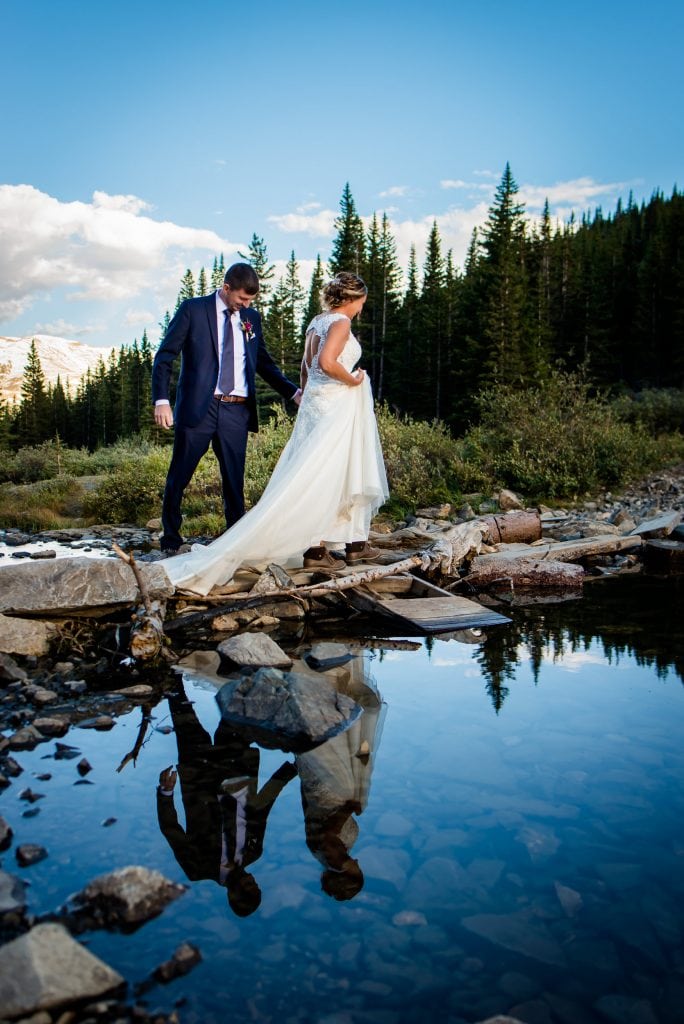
top-left (1, 0), bottom-right (682, 348)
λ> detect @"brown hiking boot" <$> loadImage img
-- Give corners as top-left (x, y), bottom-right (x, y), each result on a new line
top-left (345, 541), bottom-right (381, 564)
top-left (303, 546), bottom-right (341, 569)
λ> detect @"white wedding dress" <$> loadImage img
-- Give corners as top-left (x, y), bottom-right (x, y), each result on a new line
top-left (163, 312), bottom-right (389, 595)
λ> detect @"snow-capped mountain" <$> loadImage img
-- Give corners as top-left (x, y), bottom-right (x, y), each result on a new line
top-left (0, 335), bottom-right (117, 403)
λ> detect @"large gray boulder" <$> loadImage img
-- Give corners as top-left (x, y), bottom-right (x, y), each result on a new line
top-left (0, 614), bottom-right (56, 656)
top-left (216, 667), bottom-right (361, 750)
top-left (0, 557), bottom-right (173, 614)
top-left (0, 923), bottom-right (124, 1017)
top-left (73, 865), bottom-right (186, 929)
top-left (0, 869), bottom-right (26, 917)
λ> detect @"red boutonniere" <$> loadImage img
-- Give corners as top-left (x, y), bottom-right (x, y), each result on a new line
top-left (240, 319), bottom-right (255, 341)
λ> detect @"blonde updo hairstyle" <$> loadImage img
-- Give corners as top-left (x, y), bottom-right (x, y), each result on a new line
top-left (321, 272), bottom-right (368, 311)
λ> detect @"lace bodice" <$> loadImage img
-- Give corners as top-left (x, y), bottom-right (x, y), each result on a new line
top-left (306, 312), bottom-right (361, 378)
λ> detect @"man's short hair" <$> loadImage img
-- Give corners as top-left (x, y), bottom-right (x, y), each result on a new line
top-left (224, 262), bottom-right (259, 295)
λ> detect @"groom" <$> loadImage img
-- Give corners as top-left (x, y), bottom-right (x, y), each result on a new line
top-left (152, 262), bottom-right (301, 553)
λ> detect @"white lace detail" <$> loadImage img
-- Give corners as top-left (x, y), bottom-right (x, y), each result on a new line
top-left (305, 312), bottom-right (360, 379)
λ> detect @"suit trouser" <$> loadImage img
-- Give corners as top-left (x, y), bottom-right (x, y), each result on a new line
top-left (161, 398), bottom-right (251, 550)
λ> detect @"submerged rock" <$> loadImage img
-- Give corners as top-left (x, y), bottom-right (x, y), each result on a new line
top-left (218, 632), bottom-right (293, 669)
top-left (73, 865), bottom-right (186, 928)
top-left (462, 910), bottom-right (567, 967)
top-left (153, 941), bottom-right (202, 982)
top-left (216, 666), bottom-right (361, 749)
top-left (0, 869), bottom-right (27, 920)
top-left (0, 922), bottom-right (124, 1018)
top-left (304, 641), bottom-right (356, 670)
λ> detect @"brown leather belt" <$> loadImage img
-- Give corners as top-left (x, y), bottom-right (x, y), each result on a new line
top-left (215, 394), bottom-right (248, 404)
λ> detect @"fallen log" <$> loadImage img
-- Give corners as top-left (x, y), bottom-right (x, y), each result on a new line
top-left (112, 544), bottom-right (166, 660)
top-left (466, 556), bottom-right (584, 590)
top-left (480, 510), bottom-right (541, 545)
top-left (472, 534), bottom-right (642, 564)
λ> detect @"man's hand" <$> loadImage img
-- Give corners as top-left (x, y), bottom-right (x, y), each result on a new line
top-left (293, 388), bottom-right (303, 407)
top-left (159, 766), bottom-right (177, 793)
top-left (154, 404), bottom-right (174, 429)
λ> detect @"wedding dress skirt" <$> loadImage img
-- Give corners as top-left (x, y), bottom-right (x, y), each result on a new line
top-left (163, 313), bottom-right (389, 596)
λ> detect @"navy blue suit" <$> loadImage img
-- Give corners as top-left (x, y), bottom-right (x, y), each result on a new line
top-left (152, 293), bottom-right (297, 550)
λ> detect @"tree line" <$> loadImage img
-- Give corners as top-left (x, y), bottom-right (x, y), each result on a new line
top-left (2, 163), bottom-right (682, 450)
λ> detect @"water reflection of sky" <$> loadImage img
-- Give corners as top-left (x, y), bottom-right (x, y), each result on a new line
top-left (2, 583), bottom-right (684, 1023)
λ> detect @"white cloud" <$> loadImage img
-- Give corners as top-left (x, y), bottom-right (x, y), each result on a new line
top-left (123, 309), bottom-right (156, 327)
top-left (296, 201), bottom-right (322, 213)
top-left (379, 185), bottom-right (409, 198)
top-left (0, 183), bottom-right (240, 322)
top-left (517, 176), bottom-right (628, 211)
top-left (473, 169), bottom-right (498, 179)
top-left (32, 318), bottom-right (101, 337)
top-left (267, 208), bottom-right (337, 238)
top-left (441, 179), bottom-right (492, 192)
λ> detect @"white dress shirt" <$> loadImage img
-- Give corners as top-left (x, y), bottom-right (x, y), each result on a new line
top-left (215, 290), bottom-right (248, 397)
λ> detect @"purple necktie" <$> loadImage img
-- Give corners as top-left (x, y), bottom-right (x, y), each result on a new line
top-left (219, 309), bottom-right (235, 394)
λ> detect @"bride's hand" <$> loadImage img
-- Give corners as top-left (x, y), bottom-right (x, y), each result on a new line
top-left (352, 369), bottom-right (366, 386)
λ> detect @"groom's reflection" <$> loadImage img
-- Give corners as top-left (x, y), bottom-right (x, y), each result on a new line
top-left (156, 678), bottom-right (296, 916)
top-left (295, 654), bottom-right (386, 901)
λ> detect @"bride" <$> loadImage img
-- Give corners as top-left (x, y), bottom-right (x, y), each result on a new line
top-left (162, 272), bottom-right (389, 595)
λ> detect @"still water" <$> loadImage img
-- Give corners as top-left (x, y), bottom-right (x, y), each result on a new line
top-left (3, 574), bottom-right (683, 1023)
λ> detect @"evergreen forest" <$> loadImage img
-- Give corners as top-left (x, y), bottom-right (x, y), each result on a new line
top-left (2, 164), bottom-right (683, 453)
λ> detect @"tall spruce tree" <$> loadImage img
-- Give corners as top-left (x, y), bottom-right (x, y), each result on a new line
top-left (175, 269), bottom-right (196, 311)
top-left (480, 163), bottom-right (530, 385)
top-left (197, 266), bottom-right (208, 296)
top-left (17, 339), bottom-right (50, 445)
top-left (302, 254), bottom-right (326, 333)
top-left (329, 183), bottom-right (365, 277)
top-left (239, 234), bottom-right (275, 312)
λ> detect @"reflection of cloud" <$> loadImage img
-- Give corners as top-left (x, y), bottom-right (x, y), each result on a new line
top-left (0, 184), bottom-right (238, 322)
top-left (432, 651), bottom-right (477, 668)
top-left (547, 648), bottom-right (625, 673)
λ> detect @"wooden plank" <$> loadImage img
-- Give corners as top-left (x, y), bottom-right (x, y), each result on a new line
top-left (475, 534), bottom-right (642, 564)
top-left (349, 575), bottom-right (510, 632)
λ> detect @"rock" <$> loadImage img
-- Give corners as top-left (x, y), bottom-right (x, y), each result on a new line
top-left (643, 539), bottom-right (684, 573)
top-left (630, 510), bottom-right (681, 538)
top-left (0, 923), bottom-right (124, 1017)
top-left (3, 755), bottom-right (23, 776)
top-left (153, 941), bottom-right (202, 982)
top-left (305, 641), bottom-right (356, 670)
top-left (30, 549), bottom-right (57, 559)
top-left (249, 615), bottom-right (280, 629)
top-left (0, 615), bottom-right (56, 656)
top-left (0, 652), bottom-right (28, 681)
top-left (74, 865), bottom-right (186, 927)
top-left (33, 716), bottom-right (69, 738)
top-left (19, 787), bottom-right (45, 803)
top-left (578, 521), bottom-right (620, 537)
top-left (392, 910), bottom-right (428, 927)
top-left (77, 757), bottom-right (93, 776)
top-left (416, 503), bottom-right (452, 518)
top-left (0, 869), bottom-right (27, 917)
top-left (63, 679), bottom-right (87, 695)
top-left (593, 994), bottom-right (659, 1024)
top-left (211, 613), bottom-right (239, 632)
top-left (0, 815), bottom-right (14, 850)
top-left (216, 667), bottom-right (361, 749)
top-left (462, 911), bottom-right (567, 966)
top-left (16, 844), bottom-right (48, 866)
top-left (498, 489), bottom-right (524, 511)
top-left (218, 632), bottom-right (292, 669)
top-left (256, 599), bottom-right (307, 620)
top-left (26, 686), bottom-right (59, 706)
top-left (146, 517), bottom-right (162, 530)
top-left (112, 684), bottom-right (154, 699)
top-left (554, 880), bottom-right (583, 917)
top-left (77, 715), bottom-right (114, 730)
top-left (0, 557), bottom-right (173, 614)
top-left (8, 726), bottom-right (44, 750)
top-left (53, 660), bottom-right (75, 674)
top-left (248, 563), bottom-right (292, 595)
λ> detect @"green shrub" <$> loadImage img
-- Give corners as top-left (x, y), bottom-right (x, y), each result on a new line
top-left (0, 475), bottom-right (84, 530)
top-left (458, 370), bottom-right (661, 499)
top-left (375, 405), bottom-right (464, 511)
top-left (611, 388), bottom-right (684, 436)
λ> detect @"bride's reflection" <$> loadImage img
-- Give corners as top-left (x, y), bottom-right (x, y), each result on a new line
top-left (294, 654), bottom-right (386, 901)
top-left (156, 677), bottom-right (296, 916)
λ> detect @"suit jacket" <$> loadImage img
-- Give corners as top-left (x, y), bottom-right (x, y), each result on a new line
top-left (152, 293), bottom-right (297, 432)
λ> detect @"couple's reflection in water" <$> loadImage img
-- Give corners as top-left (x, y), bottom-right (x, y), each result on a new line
top-left (157, 653), bottom-right (385, 916)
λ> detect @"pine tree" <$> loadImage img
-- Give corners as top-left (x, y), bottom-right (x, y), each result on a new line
top-left (197, 266), bottom-right (208, 296)
top-left (211, 253), bottom-right (226, 290)
top-left (175, 269), bottom-right (196, 311)
top-left (480, 163), bottom-right (530, 385)
top-left (419, 221), bottom-right (446, 419)
top-left (376, 213), bottom-right (402, 402)
top-left (329, 183), bottom-right (365, 277)
top-left (238, 234), bottom-right (275, 312)
top-left (17, 339), bottom-right (50, 445)
top-left (302, 254), bottom-right (326, 333)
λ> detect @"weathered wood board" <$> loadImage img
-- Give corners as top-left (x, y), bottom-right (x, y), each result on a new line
top-left (349, 575), bottom-right (511, 632)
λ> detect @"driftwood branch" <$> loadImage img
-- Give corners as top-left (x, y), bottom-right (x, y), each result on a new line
top-left (116, 704), bottom-right (152, 773)
top-left (112, 542), bottom-right (153, 614)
